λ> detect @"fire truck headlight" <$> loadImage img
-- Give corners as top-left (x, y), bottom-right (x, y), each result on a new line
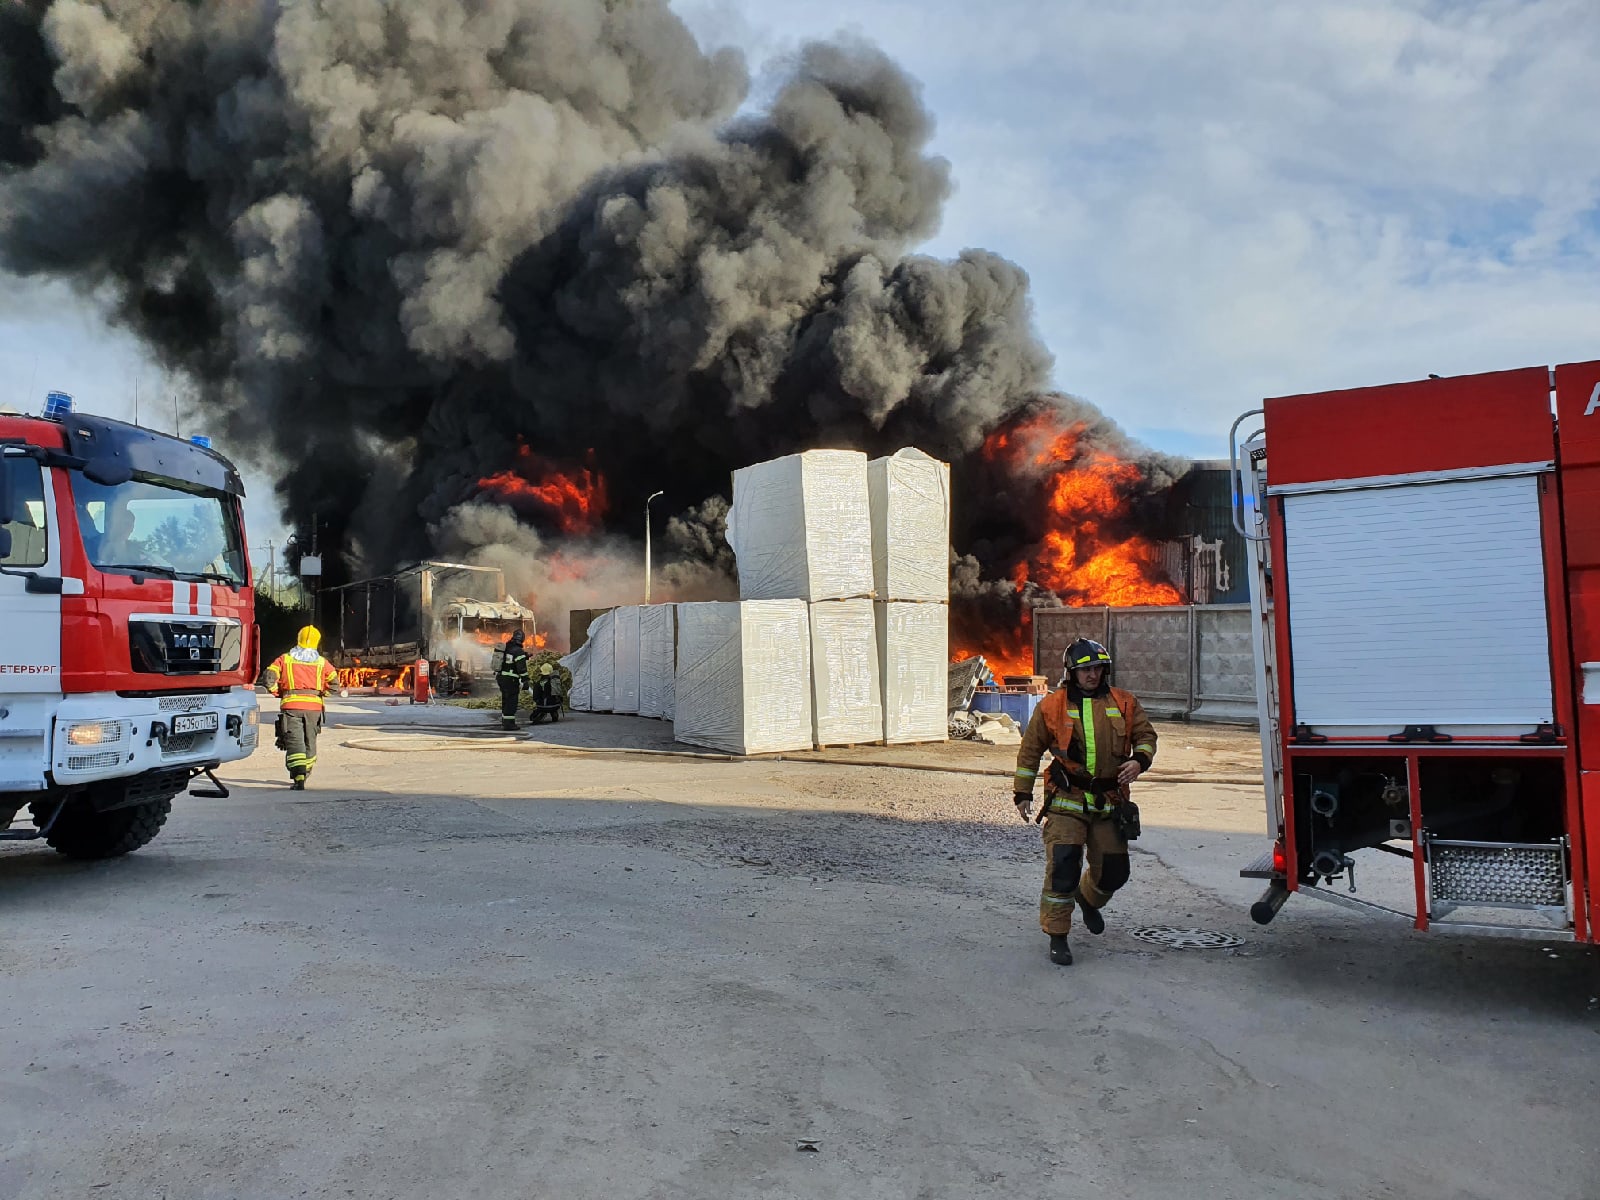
top-left (66, 721), bottom-right (123, 747)
top-left (246, 707), bottom-right (260, 725)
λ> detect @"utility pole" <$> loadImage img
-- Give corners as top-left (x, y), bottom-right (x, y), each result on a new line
top-left (643, 491), bottom-right (664, 603)
top-left (133, 382), bottom-right (140, 427)
top-left (172, 393), bottom-right (179, 438)
top-left (266, 539), bottom-right (275, 600)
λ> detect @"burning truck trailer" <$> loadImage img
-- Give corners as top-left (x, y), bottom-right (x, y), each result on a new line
top-left (322, 562), bottom-right (537, 700)
top-left (1232, 362), bottom-right (1600, 943)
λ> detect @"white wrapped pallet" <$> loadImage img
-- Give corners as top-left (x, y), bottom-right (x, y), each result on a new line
top-left (868, 448), bottom-right (951, 602)
top-left (638, 604), bottom-right (677, 720)
top-left (612, 605), bottom-right (641, 714)
top-left (877, 602), bottom-right (949, 745)
top-left (727, 449), bottom-right (874, 601)
top-left (560, 636), bottom-right (593, 711)
top-left (674, 600), bottom-right (813, 754)
top-left (809, 600), bottom-right (883, 747)
top-left (590, 608), bottom-right (616, 711)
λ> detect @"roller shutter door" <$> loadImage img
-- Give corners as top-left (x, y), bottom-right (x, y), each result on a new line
top-left (1283, 474), bottom-right (1553, 729)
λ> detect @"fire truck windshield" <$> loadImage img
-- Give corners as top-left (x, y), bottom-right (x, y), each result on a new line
top-left (74, 474), bottom-right (247, 586)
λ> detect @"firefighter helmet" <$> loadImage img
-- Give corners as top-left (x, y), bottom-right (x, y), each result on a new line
top-left (539, 663), bottom-right (553, 676)
top-left (508, 629), bottom-right (525, 647)
top-left (1063, 637), bottom-right (1112, 671)
top-left (297, 625), bottom-right (321, 651)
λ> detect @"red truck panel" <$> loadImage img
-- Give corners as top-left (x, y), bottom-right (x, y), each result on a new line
top-left (1264, 367), bottom-right (1555, 486)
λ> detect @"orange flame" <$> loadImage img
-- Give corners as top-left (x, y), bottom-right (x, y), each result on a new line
top-left (951, 412), bottom-right (1181, 671)
top-left (478, 444), bottom-right (608, 535)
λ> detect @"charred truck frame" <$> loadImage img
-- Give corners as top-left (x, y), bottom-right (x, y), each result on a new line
top-left (324, 562), bottom-right (536, 698)
top-left (1232, 362), bottom-right (1600, 942)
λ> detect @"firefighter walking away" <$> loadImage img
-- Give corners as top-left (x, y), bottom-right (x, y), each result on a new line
top-left (496, 630), bottom-right (531, 731)
top-left (1012, 638), bottom-right (1157, 965)
top-left (262, 625), bottom-right (340, 790)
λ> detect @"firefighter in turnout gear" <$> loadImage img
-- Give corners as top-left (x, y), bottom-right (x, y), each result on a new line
top-left (261, 625), bottom-right (340, 790)
top-left (1012, 638), bottom-right (1157, 965)
top-left (497, 630), bottom-right (531, 731)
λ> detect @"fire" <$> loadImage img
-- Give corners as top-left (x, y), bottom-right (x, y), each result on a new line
top-left (950, 411), bottom-right (1181, 671)
top-left (478, 443), bottom-right (608, 535)
top-left (982, 413), bottom-right (1181, 607)
top-left (337, 663), bottom-right (414, 692)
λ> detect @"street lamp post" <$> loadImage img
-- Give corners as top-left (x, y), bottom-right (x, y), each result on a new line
top-left (644, 491), bottom-right (664, 604)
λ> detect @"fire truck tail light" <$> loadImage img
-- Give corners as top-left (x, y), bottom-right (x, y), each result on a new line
top-left (1271, 840), bottom-right (1288, 875)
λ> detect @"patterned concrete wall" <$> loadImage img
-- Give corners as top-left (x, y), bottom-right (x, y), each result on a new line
top-left (1032, 604), bottom-right (1258, 724)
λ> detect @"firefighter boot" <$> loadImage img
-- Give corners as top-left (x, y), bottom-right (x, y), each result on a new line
top-left (1076, 895), bottom-right (1106, 935)
top-left (501, 716), bottom-right (518, 731)
top-left (290, 776), bottom-right (306, 791)
top-left (1049, 935), bottom-right (1073, 966)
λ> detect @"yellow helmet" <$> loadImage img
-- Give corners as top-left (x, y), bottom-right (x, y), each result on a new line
top-left (539, 663), bottom-right (553, 675)
top-left (297, 625), bottom-right (321, 650)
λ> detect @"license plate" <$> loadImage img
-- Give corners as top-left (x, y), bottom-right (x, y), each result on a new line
top-left (171, 712), bottom-right (218, 735)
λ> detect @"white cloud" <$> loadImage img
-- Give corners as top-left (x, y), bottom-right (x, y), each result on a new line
top-left (677, 0), bottom-right (1600, 449)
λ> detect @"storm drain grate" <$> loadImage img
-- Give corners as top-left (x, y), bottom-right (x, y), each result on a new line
top-left (1131, 926), bottom-right (1244, 949)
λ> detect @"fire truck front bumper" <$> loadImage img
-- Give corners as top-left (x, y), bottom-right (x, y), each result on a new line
top-left (51, 688), bottom-right (261, 788)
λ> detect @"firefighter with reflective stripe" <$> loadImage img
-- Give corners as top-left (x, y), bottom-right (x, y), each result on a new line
top-left (261, 625), bottom-right (340, 790)
top-left (1012, 637), bottom-right (1158, 966)
top-left (497, 630), bottom-right (531, 731)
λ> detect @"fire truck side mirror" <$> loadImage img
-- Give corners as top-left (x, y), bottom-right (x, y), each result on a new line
top-left (0, 527), bottom-right (11, 559)
top-left (82, 456), bottom-right (133, 487)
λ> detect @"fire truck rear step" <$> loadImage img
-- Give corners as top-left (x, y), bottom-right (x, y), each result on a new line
top-left (1239, 848), bottom-right (1278, 880)
top-left (1424, 835), bottom-right (1569, 926)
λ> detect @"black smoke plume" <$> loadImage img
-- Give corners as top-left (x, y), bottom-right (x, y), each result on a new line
top-left (0, 0), bottom-right (1185, 646)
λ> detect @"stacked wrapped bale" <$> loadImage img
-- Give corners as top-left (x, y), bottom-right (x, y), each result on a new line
top-left (638, 604), bottom-right (677, 720)
top-left (560, 636), bottom-right (594, 711)
top-left (727, 450), bottom-right (874, 601)
top-left (876, 602), bottom-right (949, 744)
top-left (809, 598), bottom-right (883, 747)
top-left (674, 600), bottom-right (813, 754)
top-left (589, 608), bottom-right (617, 712)
top-left (869, 448), bottom-right (951, 744)
top-left (612, 606), bottom-right (642, 714)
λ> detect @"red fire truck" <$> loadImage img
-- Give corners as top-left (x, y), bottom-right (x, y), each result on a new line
top-left (1231, 362), bottom-right (1600, 942)
top-left (0, 394), bottom-right (260, 858)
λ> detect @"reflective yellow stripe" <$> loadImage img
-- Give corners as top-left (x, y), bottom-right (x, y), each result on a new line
top-left (1080, 698), bottom-right (1097, 777)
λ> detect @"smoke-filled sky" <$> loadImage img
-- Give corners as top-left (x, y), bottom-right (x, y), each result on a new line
top-left (3, 0), bottom-right (1598, 605)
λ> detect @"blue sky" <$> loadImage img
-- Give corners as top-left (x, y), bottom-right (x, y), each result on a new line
top-left (4, 0), bottom-right (1599, 551)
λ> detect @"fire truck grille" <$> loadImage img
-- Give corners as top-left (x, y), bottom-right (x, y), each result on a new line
top-left (1426, 838), bottom-right (1567, 908)
top-left (66, 750), bottom-right (123, 772)
top-left (159, 695), bottom-right (209, 713)
top-left (159, 733), bottom-right (201, 756)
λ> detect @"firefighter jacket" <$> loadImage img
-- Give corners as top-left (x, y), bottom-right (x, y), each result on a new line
top-left (263, 648), bottom-right (340, 713)
top-left (498, 647), bottom-right (531, 684)
top-left (1013, 685), bottom-right (1157, 817)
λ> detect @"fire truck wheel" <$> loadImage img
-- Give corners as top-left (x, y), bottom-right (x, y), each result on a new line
top-left (30, 794), bottom-right (173, 860)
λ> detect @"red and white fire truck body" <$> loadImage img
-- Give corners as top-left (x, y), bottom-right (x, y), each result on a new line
top-left (1233, 362), bottom-right (1600, 942)
top-left (0, 399), bottom-right (259, 857)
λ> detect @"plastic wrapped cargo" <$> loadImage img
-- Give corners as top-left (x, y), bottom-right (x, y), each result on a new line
top-left (560, 637), bottom-right (593, 712)
top-left (727, 450), bottom-right (874, 601)
top-left (638, 604), bottom-right (677, 720)
top-left (612, 605), bottom-right (641, 714)
top-left (674, 600), bottom-right (813, 754)
top-left (877, 602), bottom-right (949, 744)
top-left (809, 600), bottom-right (883, 746)
top-left (868, 447), bottom-right (951, 602)
top-left (590, 608), bottom-right (616, 711)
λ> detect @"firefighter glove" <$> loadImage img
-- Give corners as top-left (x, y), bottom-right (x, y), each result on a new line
top-left (1014, 793), bottom-right (1033, 822)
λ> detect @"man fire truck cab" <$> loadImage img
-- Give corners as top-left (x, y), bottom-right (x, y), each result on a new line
top-left (0, 393), bottom-right (259, 859)
top-left (1230, 362), bottom-right (1600, 943)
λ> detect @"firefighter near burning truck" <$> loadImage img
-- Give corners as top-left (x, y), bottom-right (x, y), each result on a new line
top-left (0, 394), bottom-right (260, 859)
top-left (1231, 362), bottom-right (1600, 942)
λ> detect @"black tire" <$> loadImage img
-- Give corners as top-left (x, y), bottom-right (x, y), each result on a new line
top-left (30, 794), bottom-right (173, 860)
